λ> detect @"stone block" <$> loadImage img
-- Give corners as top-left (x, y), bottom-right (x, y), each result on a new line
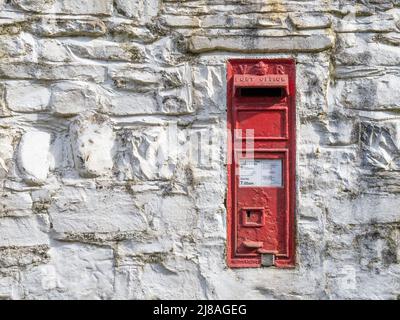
top-left (17, 131), bottom-right (51, 185)
top-left (335, 33), bottom-right (400, 66)
top-left (67, 40), bottom-right (145, 63)
top-left (69, 112), bottom-right (115, 177)
top-left (327, 193), bottom-right (400, 225)
top-left (32, 17), bottom-right (107, 37)
top-left (115, 0), bottom-right (160, 23)
top-left (47, 243), bottom-right (114, 299)
top-left (192, 65), bottom-right (225, 114)
top-left (140, 258), bottom-right (207, 299)
top-left (0, 129), bottom-right (14, 177)
top-left (200, 13), bottom-right (283, 29)
top-left (107, 21), bottom-right (156, 43)
top-left (360, 122), bottom-right (400, 170)
top-left (378, 32), bottom-right (400, 46)
top-left (0, 192), bottom-right (32, 217)
top-left (14, 0), bottom-right (113, 16)
top-left (20, 242), bottom-right (114, 299)
top-left (332, 75), bottom-right (400, 110)
top-left (289, 13), bottom-right (331, 29)
top-left (106, 92), bottom-right (159, 116)
top-left (162, 15), bottom-right (200, 28)
top-left (0, 33), bottom-right (34, 61)
top-left (0, 83), bottom-right (10, 117)
top-left (50, 81), bottom-right (97, 117)
top-left (0, 217), bottom-right (49, 247)
top-left (107, 64), bottom-right (193, 115)
top-left (0, 63), bottom-right (107, 83)
top-left (0, 245), bottom-right (49, 269)
top-left (335, 14), bottom-right (397, 33)
top-left (49, 186), bottom-right (148, 234)
top-left (188, 34), bottom-right (334, 53)
top-left (128, 125), bottom-right (177, 180)
top-left (37, 39), bottom-right (72, 62)
top-left (5, 81), bottom-right (51, 112)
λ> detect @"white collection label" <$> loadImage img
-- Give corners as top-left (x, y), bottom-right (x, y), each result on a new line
top-left (239, 159), bottom-right (282, 187)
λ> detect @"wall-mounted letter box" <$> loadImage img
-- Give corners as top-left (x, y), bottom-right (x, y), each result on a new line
top-left (227, 59), bottom-right (296, 268)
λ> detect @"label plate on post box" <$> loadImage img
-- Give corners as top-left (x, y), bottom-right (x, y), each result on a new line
top-left (227, 59), bottom-right (296, 268)
top-left (239, 159), bottom-right (282, 187)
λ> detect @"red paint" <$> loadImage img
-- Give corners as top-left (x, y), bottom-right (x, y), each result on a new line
top-left (227, 59), bottom-right (296, 268)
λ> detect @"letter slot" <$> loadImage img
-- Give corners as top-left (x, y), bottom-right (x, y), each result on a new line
top-left (227, 59), bottom-right (296, 268)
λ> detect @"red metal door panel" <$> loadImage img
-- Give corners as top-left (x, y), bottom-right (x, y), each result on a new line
top-left (236, 109), bottom-right (287, 139)
top-left (227, 59), bottom-right (296, 268)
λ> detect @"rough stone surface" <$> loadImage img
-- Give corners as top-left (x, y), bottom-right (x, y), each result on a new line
top-left (67, 40), bottom-right (145, 63)
top-left (115, 0), bottom-right (160, 23)
top-left (188, 35), bottom-right (334, 53)
top-left (17, 131), bottom-right (52, 185)
top-left (14, 0), bottom-right (113, 16)
top-left (0, 0), bottom-right (399, 300)
top-left (6, 82), bottom-right (51, 112)
top-left (69, 112), bottom-right (115, 178)
top-left (0, 217), bottom-right (49, 247)
top-left (31, 16), bottom-right (107, 37)
top-left (0, 191), bottom-right (32, 217)
top-left (50, 82), bottom-right (98, 116)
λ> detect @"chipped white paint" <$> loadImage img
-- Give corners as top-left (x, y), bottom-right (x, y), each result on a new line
top-left (0, 0), bottom-right (399, 300)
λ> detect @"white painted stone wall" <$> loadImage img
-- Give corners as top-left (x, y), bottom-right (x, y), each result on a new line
top-left (0, 0), bottom-right (399, 299)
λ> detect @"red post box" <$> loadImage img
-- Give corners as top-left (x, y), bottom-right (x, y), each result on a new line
top-left (227, 59), bottom-right (296, 268)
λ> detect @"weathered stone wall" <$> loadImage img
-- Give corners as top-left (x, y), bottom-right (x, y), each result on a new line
top-left (0, 0), bottom-right (399, 299)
